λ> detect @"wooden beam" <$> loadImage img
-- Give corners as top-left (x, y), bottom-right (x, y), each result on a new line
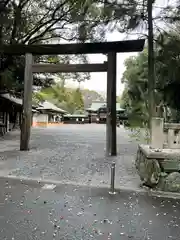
top-left (0, 39), bottom-right (145, 55)
top-left (110, 52), bottom-right (117, 156)
top-left (32, 63), bottom-right (107, 73)
top-left (106, 52), bottom-right (117, 156)
top-left (106, 79), bottom-right (111, 156)
top-left (20, 53), bottom-right (33, 151)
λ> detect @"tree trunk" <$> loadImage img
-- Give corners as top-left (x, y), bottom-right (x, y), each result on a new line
top-left (147, 0), bottom-right (155, 136)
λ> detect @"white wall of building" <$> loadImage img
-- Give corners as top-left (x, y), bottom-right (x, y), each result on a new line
top-left (33, 113), bottom-right (48, 123)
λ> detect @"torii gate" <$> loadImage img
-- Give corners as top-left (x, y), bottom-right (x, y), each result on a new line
top-left (1, 39), bottom-right (145, 156)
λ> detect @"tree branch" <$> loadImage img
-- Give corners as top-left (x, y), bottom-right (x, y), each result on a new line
top-left (21, 1), bottom-right (70, 43)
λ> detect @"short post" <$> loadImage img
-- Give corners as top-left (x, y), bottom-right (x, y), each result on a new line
top-left (109, 162), bottom-right (117, 195)
top-left (151, 117), bottom-right (164, 149)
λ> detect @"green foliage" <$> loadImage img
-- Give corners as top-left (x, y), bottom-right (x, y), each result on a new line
top-left (34, 84), bottom-right (84, 114)
top-left (155, 30), bottom-right (180, 110)
top-left (0, 0), bottom-right (151, 93)
top-left (81, 88), bottom-right (105, 108)
top-left (116, 95), bottom-right (121, 103)
top-left (121, 50), bottom-right (149, 127)
top-left (71, 88), bottom-right (84, 111)
top-left (2, 0), bottom-right (179, 94)
top-left (121, 28), bottom-right (180, 126)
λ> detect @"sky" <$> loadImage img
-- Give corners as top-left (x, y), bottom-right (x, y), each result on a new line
top-left (66, 31), bottom-right (138, 96)
top-left (81, 32), bottom-right (138, 96)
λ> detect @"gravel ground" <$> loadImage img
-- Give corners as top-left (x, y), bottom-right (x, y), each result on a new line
top-left (0, 177), bottom-right (179, 240)
top-left (0, 124), bottom-right (139, 189)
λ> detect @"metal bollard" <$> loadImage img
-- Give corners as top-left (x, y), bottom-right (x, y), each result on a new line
top-left (109, 161), bottom-right (117, 195)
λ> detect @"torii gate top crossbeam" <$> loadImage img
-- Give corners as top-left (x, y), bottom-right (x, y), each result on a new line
top-left (1, 39), bottom-right (145, 55)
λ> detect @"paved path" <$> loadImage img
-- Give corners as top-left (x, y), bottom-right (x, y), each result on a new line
top-left (0, 124), bottom-right (139, 189)
top-left (0, 177), bottom-right (179, 240)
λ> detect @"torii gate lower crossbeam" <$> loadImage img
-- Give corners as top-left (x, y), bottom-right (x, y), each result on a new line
top-left (20, 53), bottom-right (118, 156)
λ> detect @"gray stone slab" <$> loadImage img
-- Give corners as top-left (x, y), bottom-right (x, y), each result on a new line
top-left (139, 144), bottom-right (180, 159)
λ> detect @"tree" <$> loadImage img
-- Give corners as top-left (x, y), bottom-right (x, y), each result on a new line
top-left (121, 50), bottom-right (149, 126)
top-left (121, 28), bottom-right (180, 125)
top-left (34, 83), bottom-right (85, 113)
top-left (1, 0), bottom-right (145, 94)
top-left (71, 88), bottom-right (84, 111)
top-left (81, 88), bottom-right (105, 108)
top-left (155, 29), bottom-right (180, 120)
top-left (147, 0), bottom-right (155, 132)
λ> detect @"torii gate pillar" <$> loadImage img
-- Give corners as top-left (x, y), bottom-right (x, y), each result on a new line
top-left (106, 52), bottom-right (117, 156)
top-left (20, 53), bottom-right (33, 151)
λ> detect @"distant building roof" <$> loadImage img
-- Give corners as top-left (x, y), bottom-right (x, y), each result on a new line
top-left (0, 93), bottom-right (22, 105)
top-left (64, 114), bottom-right (88, 118)
top-left (90, 101), bottom-right (106, 111)
top-left (0, 93), bottom-right (40, 109)
top-left (37, 101), bottom-right (67, 114)
top-left (86, 101), bottom-right (125, 112)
